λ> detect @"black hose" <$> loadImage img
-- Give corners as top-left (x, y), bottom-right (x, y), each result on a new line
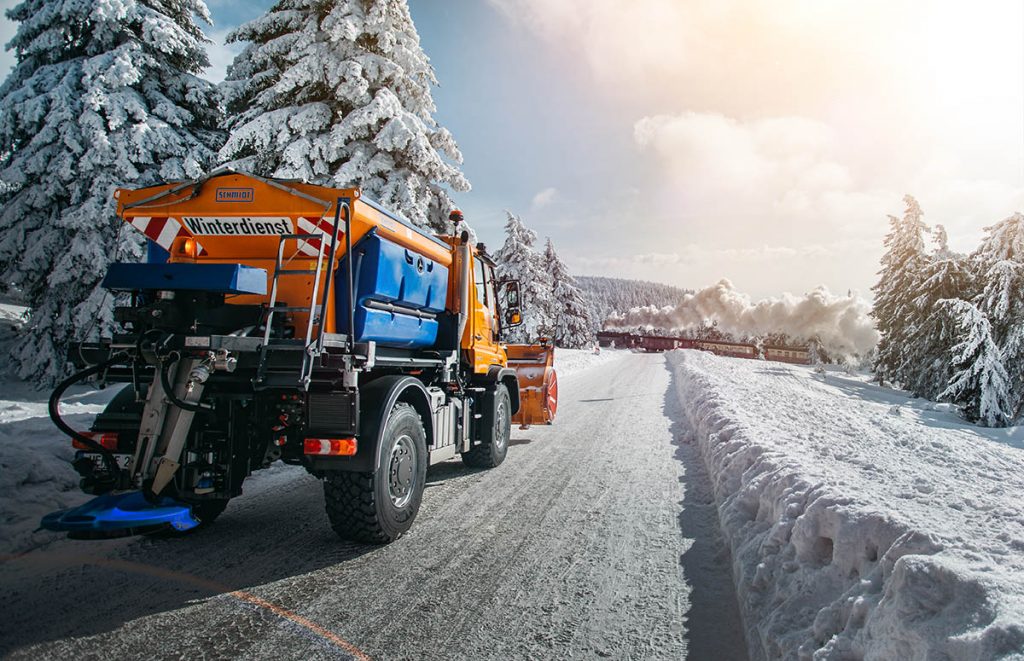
top-left (49, 351), bottom-right (130, 477)
top-left (159, 353), bottom-right (213, 413)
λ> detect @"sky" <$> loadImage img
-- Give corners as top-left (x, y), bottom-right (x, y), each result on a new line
top-left (1, 0), bottom-right (1023, 299)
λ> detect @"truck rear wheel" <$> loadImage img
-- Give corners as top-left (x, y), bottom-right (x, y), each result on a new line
top-left (324, 402), bottom-right (427, 544)
top-left (462, 384), bottom-right (511, 469)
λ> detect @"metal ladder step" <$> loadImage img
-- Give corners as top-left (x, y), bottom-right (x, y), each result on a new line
top-left (255, 201), bottom-right (349, 391)
top-left (268, 306), bottom-right (322, 313)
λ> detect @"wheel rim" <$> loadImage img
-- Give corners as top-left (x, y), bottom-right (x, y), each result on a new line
top-left (388, 434), bottom-right (417, 508)
top-left (494, 397), bottom-right (509, 451)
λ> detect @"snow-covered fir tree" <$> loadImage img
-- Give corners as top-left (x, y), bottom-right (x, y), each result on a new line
top-left (220, 0), bottom-right (469, 232)
top-left (973, 213), bottom-right (1024, 415)
top-left (543, 238), bottom-right (593, 348)
top-left (903, 253), bottom-right (971, 398)
top-left (807, 337), bottom-right (825, 374)
top-left (871, 195), bottom-right (930, 385)
top-left (936, 299), bottom-right (1012, 426)
top-left (0, 0), bottom-right (223, 383)
top-left (494, 212), bottom-right (555, 343)
top-left (931, 224), bottom-right (952, 258)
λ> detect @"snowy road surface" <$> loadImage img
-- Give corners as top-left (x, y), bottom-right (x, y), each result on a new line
top-left (0, 352), bottom-right (749, 660)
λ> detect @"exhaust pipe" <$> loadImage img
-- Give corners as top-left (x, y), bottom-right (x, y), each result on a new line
top-left (456, 231), bottom-right (471, 347)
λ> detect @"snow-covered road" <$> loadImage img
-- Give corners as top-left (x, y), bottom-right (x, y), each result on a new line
top-left (0, 351), bottom-right (749, 660)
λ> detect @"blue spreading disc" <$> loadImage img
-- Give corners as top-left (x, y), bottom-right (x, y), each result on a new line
top-left (40, 491), bottom-right (200, 534)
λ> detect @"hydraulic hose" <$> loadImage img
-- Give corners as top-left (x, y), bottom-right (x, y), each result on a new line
top-left (159, 352), bottom-right (213, 413)
top-left (49, 351), bottom-right (130, 477)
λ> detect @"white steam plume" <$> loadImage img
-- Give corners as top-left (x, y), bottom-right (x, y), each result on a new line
top-left (606, 279), bottom-right (878, 356)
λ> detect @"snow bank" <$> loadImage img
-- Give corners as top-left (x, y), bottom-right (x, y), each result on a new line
top-left (0, 380), bottom-right (123, 554)
top-left (669, 350), bottom-right (1024, 660)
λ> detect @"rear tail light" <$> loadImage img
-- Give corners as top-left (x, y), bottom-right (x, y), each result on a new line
top-left (72, 432), bottom-right (119, 451)
top-left (304, 438), bottom-right (357, 456)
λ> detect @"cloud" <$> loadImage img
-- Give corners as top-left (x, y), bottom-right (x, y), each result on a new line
top-left (634, 112), bottom-right (852, 197)
top-left (493, 0), bottom-right (1024, 298)
top-left (632, 111), bottom-right (892, 247)
top-left (530, 186), bottom-right (557, 209)
top-left (488, 0), bottom-right (919, 117)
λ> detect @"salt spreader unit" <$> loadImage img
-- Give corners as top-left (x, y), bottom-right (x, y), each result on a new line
top-left (42, 170), bottom-right (558, 543)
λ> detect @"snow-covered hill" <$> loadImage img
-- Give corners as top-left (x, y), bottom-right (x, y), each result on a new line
top-left (576, 276), bottom-right (693, 330)
top-left (669, 350), bottom-right (1024, 659)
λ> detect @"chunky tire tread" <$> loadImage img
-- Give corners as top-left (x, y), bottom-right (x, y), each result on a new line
top-left (462, 384), bottom-right (511, 469)
top-left (324, 470), bottom-right (390, 544)
top-left (323, 402), bottom-right (426, 544)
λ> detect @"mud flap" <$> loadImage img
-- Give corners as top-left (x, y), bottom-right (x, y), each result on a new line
top-left (40, 491), bottom-right (200, 535)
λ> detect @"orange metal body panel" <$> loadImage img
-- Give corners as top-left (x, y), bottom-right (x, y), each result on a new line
top-left (439, 237), bottom-right (508, 374)
top-left (115, 173), bottom-right (452, 335)
top-left (507, 342), bottom-right (558, 427)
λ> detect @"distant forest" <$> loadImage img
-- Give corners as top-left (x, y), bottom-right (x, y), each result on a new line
top-left (576, 276), bottom-right (693, 331)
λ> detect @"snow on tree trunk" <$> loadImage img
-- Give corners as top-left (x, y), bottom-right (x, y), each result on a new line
top-left (220, 0), bottom-right (469, 233)
top-left (936, 299), bottom-right (1012, 427)
top-left (0, 0), bottom-right (223, 384)
top-left (543, 238), bottom-right (593, 348)
top-left (494, 212), bottom-right (556, 344)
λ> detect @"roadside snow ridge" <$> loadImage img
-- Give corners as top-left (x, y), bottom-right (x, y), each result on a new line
top-left (669, 349), bottom-right (1024, 660)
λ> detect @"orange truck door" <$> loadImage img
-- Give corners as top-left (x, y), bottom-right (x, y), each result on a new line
top-left (469, 255), bottom-right (505, 373)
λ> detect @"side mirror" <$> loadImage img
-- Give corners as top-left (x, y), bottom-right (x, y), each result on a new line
top-left (499, 280), bottom-right (523, 328)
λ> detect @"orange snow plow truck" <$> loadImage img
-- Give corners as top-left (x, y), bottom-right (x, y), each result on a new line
top-left (41, 170), bottom-right (557, 543)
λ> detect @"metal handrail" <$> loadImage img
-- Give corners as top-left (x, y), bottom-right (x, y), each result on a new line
top-left (315, 199), bottom-right (351, 356)
top-left (258, 231), bottom-right (328, 389)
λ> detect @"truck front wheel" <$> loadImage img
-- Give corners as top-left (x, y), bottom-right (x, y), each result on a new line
top-left (323, 402), bottom-right (427, 544)
top-left (462, 384), bottom-right (511, 469)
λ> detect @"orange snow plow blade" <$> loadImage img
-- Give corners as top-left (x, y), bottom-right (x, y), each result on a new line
top-left (507, 341), bottom-right (558, 428)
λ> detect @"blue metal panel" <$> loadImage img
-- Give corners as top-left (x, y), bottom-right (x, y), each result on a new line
top-left (102, 263), bottom-right (267, 295)
top-left (146, 241), bottom-right (170, 264)
top-left (40, 491), bottom-right (200, 533)
top-left (355, 306), bottom-right (440, 349)
top-left (336, 231), bottom-right (449, 349)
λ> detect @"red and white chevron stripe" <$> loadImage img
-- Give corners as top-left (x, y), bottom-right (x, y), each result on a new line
top-left (296, 215), bottom-right (339, 257)
top-left (128, 217), bottom-right (206, 255)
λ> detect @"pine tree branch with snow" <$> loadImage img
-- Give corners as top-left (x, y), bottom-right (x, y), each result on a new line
top-left (0, 0), bottom-right (224, 384)
top-left (543, 238), bottom-right (593, 348)
top-left (219, 0), bottom-right (469, 233)
top-left (494, 211), bottom-right (556, 344)
top-left (871, 195), bottom-right (930, 386)
top-left (935, 299), bottom-right (1012, 427)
